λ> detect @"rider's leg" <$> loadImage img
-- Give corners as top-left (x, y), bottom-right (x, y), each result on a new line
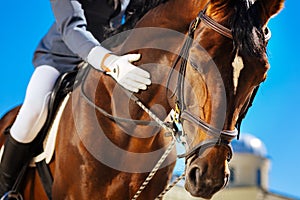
top-left (0, 65), bottom-right (60, 196)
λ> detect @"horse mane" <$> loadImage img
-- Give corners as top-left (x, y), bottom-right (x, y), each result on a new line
top-left (104, 0), bottom-right (169, 38)
top-left (230, 0), bottom-right (266, 56)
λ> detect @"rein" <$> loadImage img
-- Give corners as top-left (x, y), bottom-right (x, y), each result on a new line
top-left (80, 66), bottom-right (160, 127)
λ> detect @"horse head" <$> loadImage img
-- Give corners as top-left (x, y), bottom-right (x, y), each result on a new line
top-left (179, 0), bottom-right (284, 198)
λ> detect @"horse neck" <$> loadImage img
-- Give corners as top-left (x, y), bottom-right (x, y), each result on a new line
top-left (126, 0), bottom-right (212, 105)
top-left (168, 0), bottom-right (209, 22)
top-left (95, 0), bottom-right (214, 131)
top-left (136, 0), bottom-right (209, 31)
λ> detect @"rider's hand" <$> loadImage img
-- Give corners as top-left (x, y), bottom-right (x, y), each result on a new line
top-left (102, 53), bottom-right (151, 93)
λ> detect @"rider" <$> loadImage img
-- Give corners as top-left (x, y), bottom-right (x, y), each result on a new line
top-left (0, 0), bottom-right (151, 196)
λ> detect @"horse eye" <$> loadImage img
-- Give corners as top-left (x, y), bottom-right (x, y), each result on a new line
top-left (263, 27), bottom-right (271, 42)
top-left (264, 28), bottom-right (269, 35)
top-left (227, 152), bottom-right (232, 161)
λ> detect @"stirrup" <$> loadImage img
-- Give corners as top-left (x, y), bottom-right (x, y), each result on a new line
top-left (0, 191), bottom-right (23, 200)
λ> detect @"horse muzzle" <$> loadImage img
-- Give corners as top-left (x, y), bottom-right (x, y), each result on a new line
top-left (184, 155), bottom-right (230, 199)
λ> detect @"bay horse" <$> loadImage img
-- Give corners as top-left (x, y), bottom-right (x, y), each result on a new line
top-left (0, 0), bottom-right (284, 199)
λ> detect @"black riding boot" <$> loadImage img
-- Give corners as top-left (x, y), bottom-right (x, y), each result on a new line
top-left (0, 135), bottom-right (31, 197)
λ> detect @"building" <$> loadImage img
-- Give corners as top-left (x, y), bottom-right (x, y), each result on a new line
top-left (165, 134), bottom-right (298, 200)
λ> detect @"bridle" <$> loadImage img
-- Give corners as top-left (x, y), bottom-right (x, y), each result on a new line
top-left (166, 6), bottom-right (238, 161)
top-left (168, 4), bottom-right (271, 161)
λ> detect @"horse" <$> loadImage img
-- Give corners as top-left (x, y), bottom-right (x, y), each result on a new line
top-left (0, 0), bottom-right (284, 199)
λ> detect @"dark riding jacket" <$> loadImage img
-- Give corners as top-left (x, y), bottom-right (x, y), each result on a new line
top-left (33, 0), bottom-right (129, 73)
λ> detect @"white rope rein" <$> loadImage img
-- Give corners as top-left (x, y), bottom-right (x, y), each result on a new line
top-left (131, 139), bottom-right (176, 200)
top-left (155, 173), bottom-right (185, 200)
top-left (131, 98), bottom-right (184, 200)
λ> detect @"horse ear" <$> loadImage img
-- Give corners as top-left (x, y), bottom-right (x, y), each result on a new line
top-left (254, 0), bottom-right (285, 25)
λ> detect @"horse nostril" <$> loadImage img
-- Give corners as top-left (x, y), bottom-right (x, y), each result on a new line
top-left (188, 166), bottom-right (202, 186)
top-left (225, 172), bottom-right (230, 179)
top-left (223, 172), bottom-right (230, 188)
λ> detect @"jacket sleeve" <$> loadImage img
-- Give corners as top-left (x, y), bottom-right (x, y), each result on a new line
top-left (50, 0), bottom-right (110, 70)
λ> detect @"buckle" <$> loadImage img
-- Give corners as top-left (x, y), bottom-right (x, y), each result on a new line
top-left (0, 191), bottom-right (23, 200)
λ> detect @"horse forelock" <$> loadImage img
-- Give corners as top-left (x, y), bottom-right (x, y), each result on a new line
top-left (230, 0), bottom-right (266, 57)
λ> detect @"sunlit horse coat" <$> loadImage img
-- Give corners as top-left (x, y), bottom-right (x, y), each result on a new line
top-left (33, 0), bottom-right (129, 73)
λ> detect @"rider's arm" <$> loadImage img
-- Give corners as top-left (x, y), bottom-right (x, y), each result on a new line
top-left (50, 0), bottom-right (110, 70)
top-left (50, 0), bottom-right (151, 92)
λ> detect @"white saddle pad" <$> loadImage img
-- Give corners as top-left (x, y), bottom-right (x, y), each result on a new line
top-left (29, 94), bottom-right (70, 167)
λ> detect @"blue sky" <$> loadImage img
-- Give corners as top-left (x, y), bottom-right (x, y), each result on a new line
top-left (0, 1), bottom-right (299, 198)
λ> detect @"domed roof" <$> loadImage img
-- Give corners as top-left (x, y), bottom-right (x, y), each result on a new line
top-left (232, 133), bottom-right (267, 157)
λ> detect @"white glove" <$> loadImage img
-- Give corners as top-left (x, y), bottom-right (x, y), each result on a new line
top-left (103, 54), bottom-right (151, 93)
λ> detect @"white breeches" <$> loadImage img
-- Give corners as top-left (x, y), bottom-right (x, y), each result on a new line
top-left (11, 65), bottom-right (60, 144)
